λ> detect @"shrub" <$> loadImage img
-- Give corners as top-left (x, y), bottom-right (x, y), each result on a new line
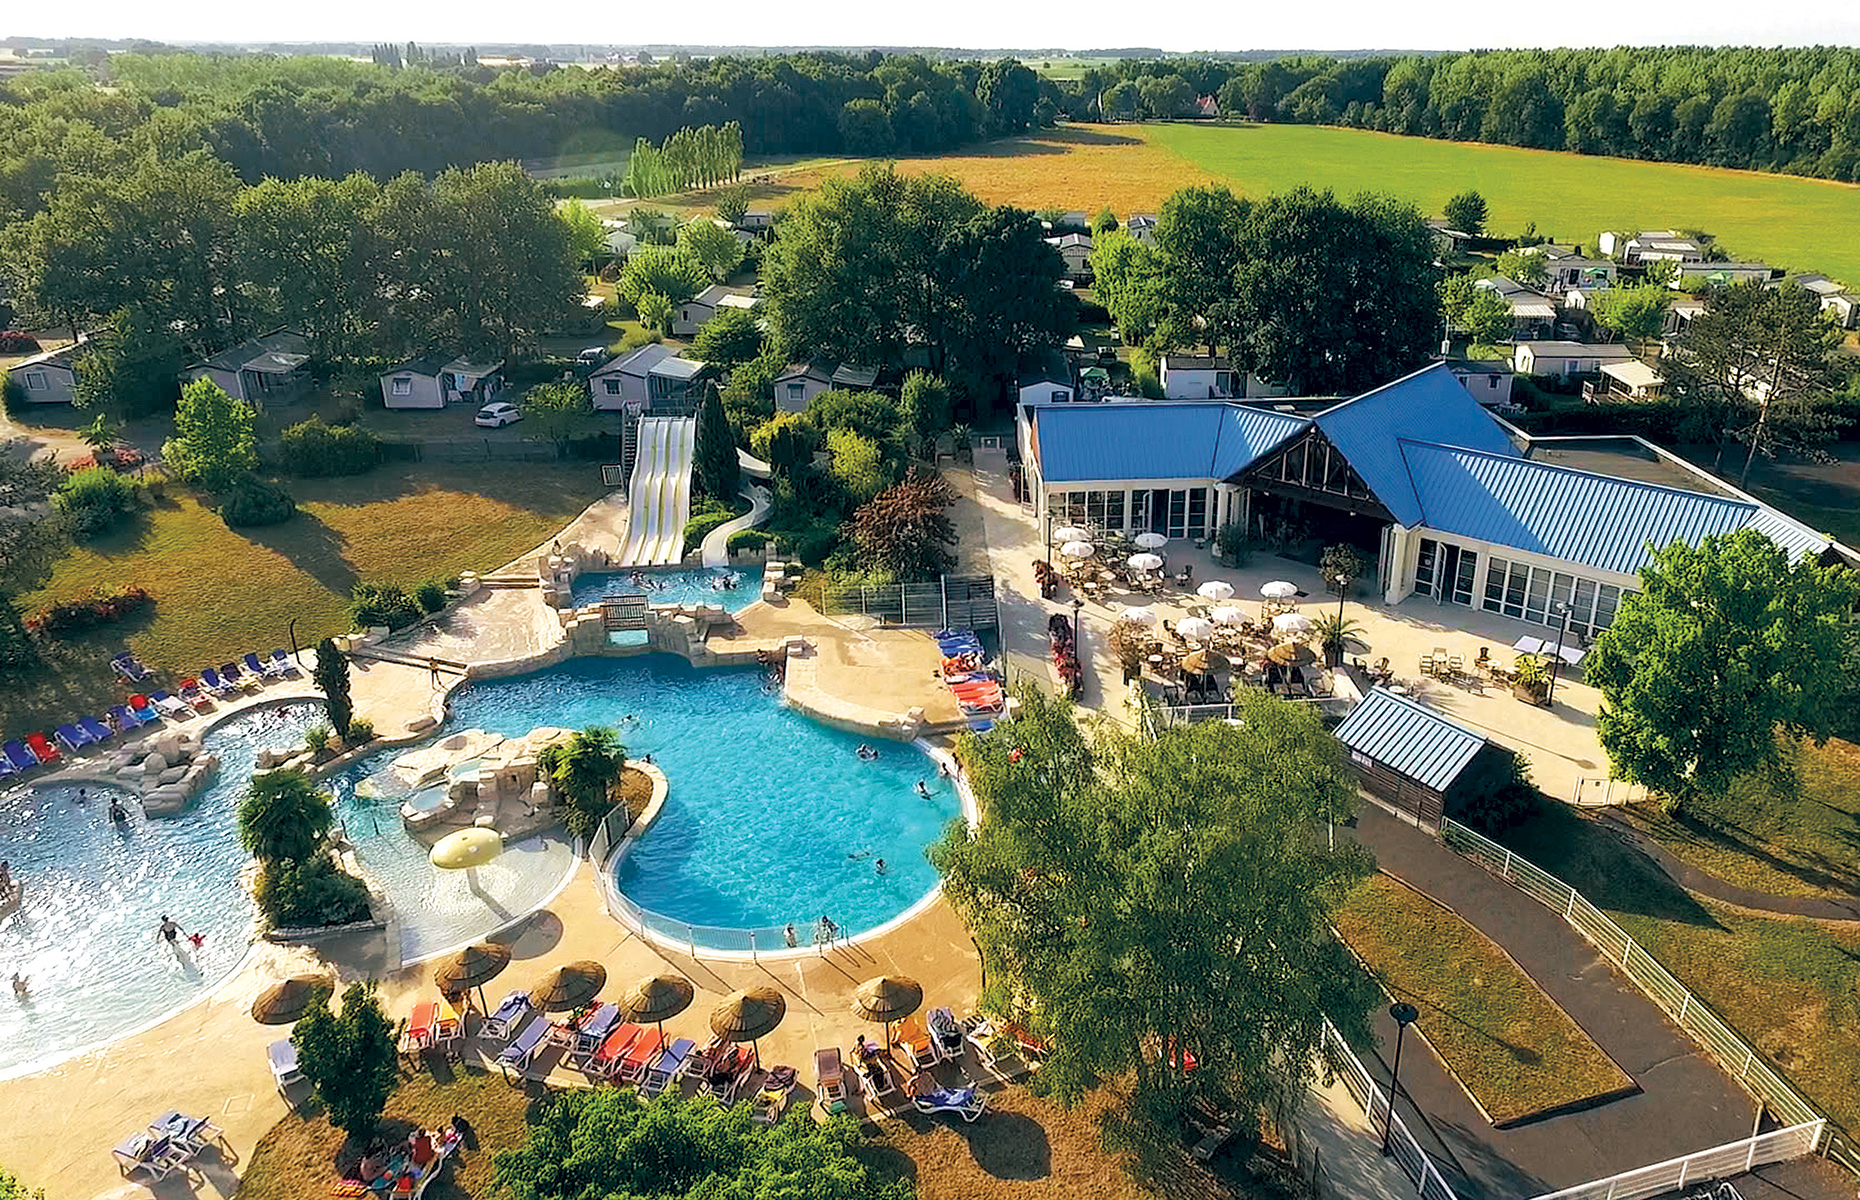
top-left (277, 417), bottom-right (381, 478)
top-left (345, 716), bottom-right (376, 743)
top-left (220, 476), bottom-right (297, 528)
top-left (681, 509), bottom-right (737, 555)
top-left (414, 579), bottom-right (447, 613)
top-left (1446, 747), bottom-right (1541, 833)
top-left (53, 466), bottom-right (139, 536)
top-left (0, 330), bottom-right (40, 354)
top-left (348, 582), bottom-right (421, 631)
top-left (1129, 347), bottom-right (1165, 400)
top-left (726, 529), bottom-right (770, 554)
top-left (772, 519), bottom-right (842, 566)
top-left (25, 585), bottom-right (153, 635)
top-left (0, 371), bottom-right (21, 416)
top-left (304, 724), bottom-right (331, 753)
top-left (293, 981), bottom-right (399, 1141)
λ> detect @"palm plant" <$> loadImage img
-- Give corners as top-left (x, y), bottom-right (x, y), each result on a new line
top-left (540, 727), bottom-right (627, 840)
top-left (1312, 613), bottom-right (1362, 666)
top-left (80, 413), bottom-right (121, 461)
top-left (239, 768), bottom-right (336, 864)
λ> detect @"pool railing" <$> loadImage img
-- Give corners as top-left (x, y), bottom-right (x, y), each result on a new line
top-left (587, 801), bottom-right (842, 962)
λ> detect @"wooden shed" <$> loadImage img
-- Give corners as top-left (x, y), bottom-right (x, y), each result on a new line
top-left (1333, 687), bottom-right (1492, 829)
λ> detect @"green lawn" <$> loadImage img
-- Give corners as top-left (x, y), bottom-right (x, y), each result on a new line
top-left (1334, 873), bottom-right (1632, 1126)
top-left (1144, 123), bottom-right (1860, 283)
top-left (1, 464), bottom-right (602, 742)
top-left (1495, 801), bottom-right (1860, 1134)
top-left (1617, 738), bottom-right (1860, 900)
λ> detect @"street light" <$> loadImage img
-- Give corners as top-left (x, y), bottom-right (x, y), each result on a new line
top-left (1546, 601), bottom-right (1573, 706)
top-left (1381, 1001), bottom-right (1421, 1156)
top-left (1332, 573), bottom-right (1350, 624)
top-left (1071, 597), bottom-right (1084, 643)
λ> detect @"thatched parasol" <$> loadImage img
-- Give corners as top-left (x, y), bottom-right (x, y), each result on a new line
top-left (620, 973), bottom-right (695, 1042)
top-left (1181, 649), bottom-right (1231, 676)
top-left (433, 942), bottom-right (511, 1011)
top-left (710, 986), bottom-right (787, 1066)
top-left (851, 975), bottom-right (923, 1050)
top-left (250, 975), bottom-right (331, 1025)
top-left (529, 960), bottom-right (607, 1011)
top-left (1268, 642), bottom-right (1316, 666)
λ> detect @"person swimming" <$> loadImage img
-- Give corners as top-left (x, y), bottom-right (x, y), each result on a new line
top-left (10, 973), bottom-right (27, 999)
top-left (875, 859), bottom-right (888, 875)
top-left (847, 848), bottom-right (872, 860)
top-left (937, 761), bottom-right (952, 779)
top-left (856, 744), bottom-right (878, 761)
top-left (73, 788), bottom-right (88, 805)
top-left (914, 780), bottom-right (930, 798)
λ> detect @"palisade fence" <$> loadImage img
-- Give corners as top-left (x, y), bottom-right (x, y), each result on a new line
top-left (1528, 1122), bottom-right (1825, 1200)
top-left (1438, 816), bottom-right (1857, 1176)
top-left (1319, 1020), bottom-right (1458, 1200)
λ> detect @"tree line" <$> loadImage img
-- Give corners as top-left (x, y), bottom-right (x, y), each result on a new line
top-left (621, 122), bottom-right (744, 198)
top-left (1054, 48), bottom-right (1860, 182)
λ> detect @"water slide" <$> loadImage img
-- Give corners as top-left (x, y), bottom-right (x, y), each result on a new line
top-left (617, 416), bottom-right (698, 567)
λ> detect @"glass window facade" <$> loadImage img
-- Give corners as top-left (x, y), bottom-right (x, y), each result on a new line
top-left (1481, 555), bottom-right (1624, 637)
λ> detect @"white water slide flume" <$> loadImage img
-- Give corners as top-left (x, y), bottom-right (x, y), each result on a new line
top-left (618, 416), bottom-right (698, 566)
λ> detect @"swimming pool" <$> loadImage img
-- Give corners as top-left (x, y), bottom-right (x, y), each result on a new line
top-left (570, 566), bottom-right (765, 612)
top-left (0, 703), bottom-right (575, 1079)
top-left (446, 657), bottom-right (964, 948)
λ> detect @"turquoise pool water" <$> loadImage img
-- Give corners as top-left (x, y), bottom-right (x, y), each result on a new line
top-left (0, 703), bottom-right (574, 1079)
top-left (446, 657), bottom-right (964, 946)
top-left (570, 566), bottom-right (765, 612)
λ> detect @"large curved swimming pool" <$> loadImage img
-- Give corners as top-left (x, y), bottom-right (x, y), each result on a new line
top-left (447, 657), bottom-right (964, 947)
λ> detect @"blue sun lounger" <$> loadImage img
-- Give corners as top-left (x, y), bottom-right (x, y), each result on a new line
top-left (130, 697), bottom-right (161, 724)
top-left (109, 705), bottom-right (148, 730)
top-left (642, 1037), bottom-right (695, 1097)
top-left (496, 1016), bottom-right (552, 1074)
top-left (55, 723), bottom-right (97, 752)
top-left (912, 1085), bottom-right (987, 1122)
top-left (482, 991), bottom-right (532, 1040)
top-left (79, 716), bottom-right (114, 743)
top-left (2, 741), bottom-right (35, 772)
top-left (199, 668), bottom-right (237, 697)
top-left (267, 650), bottom-right (301, 677)
top-left (0, 754), bottom-right (14, 778)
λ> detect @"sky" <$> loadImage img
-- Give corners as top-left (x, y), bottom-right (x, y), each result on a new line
top-left (15, 0), bottom-right (1860, 51)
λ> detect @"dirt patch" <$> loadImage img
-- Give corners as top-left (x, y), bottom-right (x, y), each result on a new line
top-left (618, 765), bottom-right (652, 820)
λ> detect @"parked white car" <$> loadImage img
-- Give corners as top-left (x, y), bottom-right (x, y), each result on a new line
top-left (475, 402), bottom-right (523, 428)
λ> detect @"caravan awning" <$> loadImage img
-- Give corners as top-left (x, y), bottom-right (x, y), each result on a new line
top-left (1511, 302), bottom-right (1557, 320)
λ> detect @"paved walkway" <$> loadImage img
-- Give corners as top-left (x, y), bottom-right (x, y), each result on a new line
top-left (1347, 804), bottom-right (1758, 1197)
top-left (1599, 812), bottom-right (1860, 922)
top-left (1285, 1068), bottom-right (1421, 1200)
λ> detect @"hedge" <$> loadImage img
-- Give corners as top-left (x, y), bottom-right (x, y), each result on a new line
top-left (726, 529), bottom-right (770, 553)
top-left (27, 585), bottom-right (153, 635)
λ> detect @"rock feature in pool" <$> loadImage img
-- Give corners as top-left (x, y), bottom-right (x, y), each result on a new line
top-left (387, 727), bottom-right (572, 841)
top-left (90, 729), bottom-right (221, 816)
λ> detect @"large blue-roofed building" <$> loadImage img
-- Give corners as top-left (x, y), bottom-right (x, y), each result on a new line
top-left (1022, 363), bottom-right (1837, 640)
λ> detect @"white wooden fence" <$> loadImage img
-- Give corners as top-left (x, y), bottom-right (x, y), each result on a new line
top-left (1528, 1121), bottom-right (1825, 1200)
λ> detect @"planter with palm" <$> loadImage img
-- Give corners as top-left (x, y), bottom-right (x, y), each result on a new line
top-left (1312, 613), bottom-right (1362, 669)
top-left (1510, 653), bottom-right (1551, 705)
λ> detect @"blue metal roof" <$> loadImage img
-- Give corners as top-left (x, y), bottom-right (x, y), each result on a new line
top-left (1312, 364), bottom-right (1520, 526)
top-left (1402, 441), bottom-right (1765, 575)
top-left (1334, 688), bottom-right (1488, 793)
top-left (1212, 406), bottom-right (1311, 479)
top-left (1033, 403), bottom-right (1255, 483)
top-left (1738, 506), bottom-right (1832, 564)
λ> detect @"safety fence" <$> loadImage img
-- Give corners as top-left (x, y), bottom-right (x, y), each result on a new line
top-left (1320, 1020), bottom-right (1459, 1200)
top-left (815, 573), bottom-right (1000, 631)
top-left (1439, 816), bottom-right (1849, 1171)
top-left (1527, 1121), bottom-right (1824, 1200)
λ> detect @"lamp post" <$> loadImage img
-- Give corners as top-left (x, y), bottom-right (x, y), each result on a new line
top-left (1381, 1001), bottom-right (1421, 1156)
top-left (1333, 573), bottom-right (1350, 624)
top-left (1071, 597), bottom-right (1084, 644)
top-left (1546, 601), bottom-right (1573, 706)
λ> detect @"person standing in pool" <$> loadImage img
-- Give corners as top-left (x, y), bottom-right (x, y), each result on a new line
top-left (157, 915), bottom-right (183, 947)
top-left (74, 788), bottom-right (88, 805)
top-left (107, 797), bottom-right (130, 824)
top-left (784, 923), bottom-right (798, 948)
top-left (913, 780), bottom-right (929, 798)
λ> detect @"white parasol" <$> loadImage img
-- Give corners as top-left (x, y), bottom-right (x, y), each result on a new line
top-left (1126, 552), bottom-right (1163, 571)
top-left (1052, 526), bottom-right (1090, 544)
top-left (1272, 612), bottom-right (1314, 636)
top-left (1060, 541), bottom-right (1095, 560)
top-left (1209, 605), bottom-right (1244, 625)
top-left (1196, 580), bottom-right (1235, 602)
top-left (1260, 581), bottom-right (1298, 600)
top-left (1133, 531), bottom-right (1169, 550)
top-left (1118, 606), bottom-right (1157, 625)
top-left (1176, 617), bottom-right (1214, 641)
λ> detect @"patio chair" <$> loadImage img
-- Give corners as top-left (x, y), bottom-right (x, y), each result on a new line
top-left (268, 1039), bottom-right (304, 1098)
top-left (816, 1047), bottom-right (850, 1114)
top-left (617, 1029), bottom-right (665, 1083)
top-left (433, 995), bottom-right (465, 1053)
top-left (751, 1065), bottom-right (798, 1125)
top-left (643, 1037), bottom-right (695, 1097)
top-left (494, 1015), bottom-right (552, 1075)
top-left (708, 1045), bottom-right (758, 1101)
top-left (54, 723), bottom-right (96, 752)
top-left (79, 716), bottom-right (113, 743)
top-left (401, 1001), bottom-right (438, 1056)
top-left (482, 990), bottom-right (531, 1040)
top-left (896, 1013), bottom-right (939, 1072)
top-left (111, 653), bottom-right (153, 682)
top-left (912, 1084), bottom-right (987, 1123)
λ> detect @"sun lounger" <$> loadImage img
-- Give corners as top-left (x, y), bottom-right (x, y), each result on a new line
top-left (199, 668), bottom-right (236, 697)
top-left (267, 650), bottom-right (301, 676)
top-left (896, 1013), bottom-right (939, 1071)
top-left (129, 695), bottom-right (161, 723)
top-left (24, 733), bottom-right (60, 764)
top-left (111, 653), bottom-right (153, 682)
top-left (79, 716), bottom-right (113, 743)
top-left (149, 1110), bottom-right (221, 1153)
top-left (962, 1015), bottom-right (1001, 1071)
top-left (0, 755), bottom-right (13, 778)
top-left (913, 1085), bottom-right (987, 1123)
top-left (571, 1003), bottom-right (621, 1060)
top-left (751, 1065), bottom-right (798, 1125)
top-left (268, 1039), bottom-right (304, 1097)
top-left (3, 741), bottom-right (36, 772)
top-left (856, 1050), bottom-right (898, 1105)
top-left (815, 1047), bottom-right (849, 1114)
top-left (150, 692), bottom-right (191, 718)
top-left (245, 652), bottom-right (284, 680)
top-left (112, 1132), bottom-right (189, 1181)
top-left (482, 990), bottom-right (531, 1040)
top-left (495, 1015), bottom-right (552, 1074)
top-left (643, 1037), bottom-right (694, 1098)
top-left (433, 996), bottom-right (465, 1051)
top-left (178, 679), bottom-right (213, 709)
top-left (704, 1045), bottom-right (755, 1101)
top-left (684, 1035), bottom-right (726, 1080)
top-left (928, 1006), bottom-right (965, 1059)
top-left (401, 1001), bottom-right (438, 1056)
top-left (618, 1028), bottom-right (665, 1083)
top-left (55, 723), bottom-right (96, 752)
top-left (219, 662), bottom-right (257, 690)
top-left (587, 1021), bottom-right (643, 1076)
top-left (109, 705), bottom-right (147, 730)
top-left (1000, 1020), bottom-right (1049, 1059)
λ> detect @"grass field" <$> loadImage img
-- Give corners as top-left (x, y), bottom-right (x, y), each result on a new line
top-left (0, 464), bottom-right (601, 742)
top-left (1617, 738), bottom-right (1860, 900)
top-left (1334, 873), bottom-right (1632, 1126)
top-left (1498, 801), bottom-right (1860, 1134)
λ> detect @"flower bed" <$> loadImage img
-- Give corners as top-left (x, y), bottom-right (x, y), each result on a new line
top-left (26, 585), bottom-right (153, 635)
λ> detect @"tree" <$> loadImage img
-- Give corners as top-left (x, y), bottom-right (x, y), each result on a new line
top-left (925, 206), bottom-right (1078, 402)
top-left (313, 637), bottom-right (353, 739)
top-left (493, 1086), bottom-right (910, 1200)
top-left (898, 371), bottom-right (952, 457)
top-left (838, 98), bottom-right (897, 156)
top-left (1661, 280), bottom-right (1846, 476)
top-left (845, 468), bottom-right (958, 580)
top-left (556, 198), bottom-right (608, 269)
top-left (1494, 248), bottom-right (1548, 288)
top-left (712, 184), bottom-right (749, 226)
top-left (70, 305), bottom-right (183, 418)
top-left (1092, 206), bottom-right (1118, 235)
top-left (163, 378), bottom-right (257, 493)
top-left (1319, 543), bottom-right (1367, 594)
top-left (537, 727), bottom-right (626, 841)
top-left (693, 385), bottom-right (741, 502)
top-left (1230, 187), bottom-right (1441, 393)
top-left (1154, 185), bottom-right (1248, 353)
top-left (977, 59), bottom-right (1039, 136)
top-left (1442, 189), bottom-right (1488, 236)
top-left (239, 768), bottom-right (336, 865)
top-left (78, 413), bottom-right (121, 459)
top-left (1463, 289), bottom-right (1514, 346)
top-left (1591, 284), bottom-right (1670, 348)
top-left (1089, 231), bottom-right (1166, 346)
top-left (1586, 530), bottom-right (1859, 814)
top-left (1641, 257), bottom-right (1679, 286)
top-left (689, 306), bottom-right (763, 370)
top-left (522, 381), bottom-right (595, 455)
top-left (232, 173), bottom-right (381, 358)
top-left (930, 687), bottom-right (1377, 1147)
top-left (421, 162), bottom-right (583, 358)
top-left (619, 246), bottom-right (709, 306)
top-left (826, 428), bottom-right (890, 506)
top-left (676, 218), bottom-right (743, 282)
top-left (0, 449), bottom-right (69, 666)
top-left (293, 981), bottom-right (401, 1141)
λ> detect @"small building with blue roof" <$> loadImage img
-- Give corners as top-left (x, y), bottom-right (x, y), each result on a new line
top-left (1023, 362), bottom-right (1836, 641)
